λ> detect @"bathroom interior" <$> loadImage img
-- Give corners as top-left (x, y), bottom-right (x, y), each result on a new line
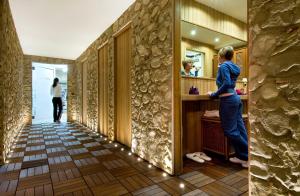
top-left (179, 0), bottom-right (249, 177)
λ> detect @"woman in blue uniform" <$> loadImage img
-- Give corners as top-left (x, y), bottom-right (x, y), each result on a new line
top-left (209, 46), bottom-right (248, 168)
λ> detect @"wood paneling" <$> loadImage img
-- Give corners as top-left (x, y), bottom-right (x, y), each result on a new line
top-left (98, 43), bottom-right (109, 136)
top-left (114, 27), bottom-right (132, 147)
top-left (213, 55), bottom-right (219, 78)
top-left (82, 61), bottom-right (88, 125)
top-left (233, 48), bottom-right (248, 79)
top-left (173, 0), bottom-right (182, 175)
top-left (181, 77), bottom-right (246, 95)
top-left (181, 0), bottom-right (247, 41)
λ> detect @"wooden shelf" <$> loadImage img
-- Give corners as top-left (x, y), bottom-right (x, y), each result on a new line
top-left (182, 94), bottom-right (248, 101)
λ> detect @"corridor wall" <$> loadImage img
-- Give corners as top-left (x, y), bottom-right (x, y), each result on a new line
top-left (249, 0), bottom-right (300, 195)
top-left (0, 0), bottom-right (25, 164)
top-left (69, 0), bottom-right (174, 174)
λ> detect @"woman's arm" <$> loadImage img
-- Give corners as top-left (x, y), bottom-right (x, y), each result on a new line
top-left (210, 65), bottom-right (233, 98)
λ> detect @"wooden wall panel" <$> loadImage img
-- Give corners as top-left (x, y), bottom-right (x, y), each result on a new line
top-left (181, 77), bottom-right (246, 95)
top-left (98, 43), bottom-right (109, 136)
top-left (82, 61), bottom-right (88, 125)
top-left (181, 0), bottom-right (247, 41)
top-left (114, 27), bottom-right (132, 147)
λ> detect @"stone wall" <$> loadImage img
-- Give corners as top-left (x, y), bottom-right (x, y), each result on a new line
top-left (23, 55), bottom-right (75, 124)
top-left (0, 0), bottom-right (25, 164)
top-left (70, 0), bottom-right (174, 173)
top-left (249, 0), bottom-right (300, 195)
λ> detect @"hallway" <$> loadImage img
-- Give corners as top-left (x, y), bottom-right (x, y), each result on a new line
top-left (0, 122), bottom-right (248, 196)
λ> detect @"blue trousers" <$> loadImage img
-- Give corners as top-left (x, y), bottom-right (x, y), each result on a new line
top-left (219, 94), bottom-right (248, 161)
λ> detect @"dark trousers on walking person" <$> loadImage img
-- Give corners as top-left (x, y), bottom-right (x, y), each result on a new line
top-left (219, 94), bottom-right (248, 161)
top-left (52, 97), bottom-right (63, 122)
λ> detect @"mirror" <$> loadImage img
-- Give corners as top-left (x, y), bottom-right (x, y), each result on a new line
top-left (181, 21), bottom-right (247, 79)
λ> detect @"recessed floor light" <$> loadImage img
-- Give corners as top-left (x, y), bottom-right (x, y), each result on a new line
top-left (214, 37), bottom-right (220, 42)
top-left (179, 183), bottom-right (185, 188)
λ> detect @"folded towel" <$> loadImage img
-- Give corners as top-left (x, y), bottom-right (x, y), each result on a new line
top-left (203, 110), bottom-right (219, 118)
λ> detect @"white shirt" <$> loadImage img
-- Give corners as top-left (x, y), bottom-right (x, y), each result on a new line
top-left (50, 84), bottom-right (62, 97)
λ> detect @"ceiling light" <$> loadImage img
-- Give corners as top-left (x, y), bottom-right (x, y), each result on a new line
top-left (162, 173), bottom-right (167, 177)
top-left (190, 30), bottom-right (196, 36)
top-left (214, 37), bottom-right (220, 42)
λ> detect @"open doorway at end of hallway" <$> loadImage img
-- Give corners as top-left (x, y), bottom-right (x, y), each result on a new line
top-left (32, 62), bottom-right (68, 124)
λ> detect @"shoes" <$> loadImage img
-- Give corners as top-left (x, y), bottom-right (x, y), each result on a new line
top-left (186, 153), bottom-right (205, 163)
top-left (241, 161), bottom-right (249, 168)
top-left (229, 157), bottom-right (248, 168)
top-left (194, 152), bottom-right (212, 161)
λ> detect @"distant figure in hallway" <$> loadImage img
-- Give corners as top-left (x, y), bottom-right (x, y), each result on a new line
top-left (208, 46), bottom-right (248, 168)
top-left (50, 78), bottom-right (63, 123)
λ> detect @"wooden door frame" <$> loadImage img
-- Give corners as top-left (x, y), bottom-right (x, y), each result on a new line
top-left (97, 41), bottom-right (109, 135)
top-left (173, 0), bottom-right (182, 175)
top-left (113, 22), bottom-right (132, 144)
top-left (81, 58), bottom-right (87, 125)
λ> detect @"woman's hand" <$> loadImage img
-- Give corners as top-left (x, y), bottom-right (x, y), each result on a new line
top-left (207, 91), bottom-right (213, 96)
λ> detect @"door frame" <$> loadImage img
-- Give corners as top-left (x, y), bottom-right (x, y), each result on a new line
top-left (113, 21), bottom-right (132, 146)
top-left (81, 59), bottom-right (88, 125)
top-left (97, 41), bottom-right (109, 136)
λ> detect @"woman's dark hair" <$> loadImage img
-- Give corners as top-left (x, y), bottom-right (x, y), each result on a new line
top-left (52, 78), bottom-right (59, 88)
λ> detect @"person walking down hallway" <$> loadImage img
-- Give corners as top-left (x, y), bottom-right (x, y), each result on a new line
top-left (50, 78), bottom-right (63, 123)
top-left (208, 46), bottom-right (249, 168)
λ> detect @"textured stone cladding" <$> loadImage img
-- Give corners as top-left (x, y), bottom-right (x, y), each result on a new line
top-left (71, 0), bottom-right (173, 173)
top-left (0, 0), bottom-right (25, 164)
top-left (23, 55), bottom-right (75, 124)
top-left (249, 0), bottom-right (300, 195)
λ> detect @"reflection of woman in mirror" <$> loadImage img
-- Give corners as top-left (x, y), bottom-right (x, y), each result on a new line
top-left (208, 46), bottom-right (248, 168)
top-left (181, 60), bottom-right (194, 76)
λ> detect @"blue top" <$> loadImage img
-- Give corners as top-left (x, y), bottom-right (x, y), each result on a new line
top-left (181, 70), bottom-right (195, 77)
top-left (210, 61), bottom-right (240, 98)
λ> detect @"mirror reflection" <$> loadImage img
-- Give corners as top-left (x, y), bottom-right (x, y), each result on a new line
top-left (181, 21), bottom-right (247, 79)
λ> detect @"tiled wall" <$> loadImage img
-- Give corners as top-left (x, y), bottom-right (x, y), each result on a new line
top-left (69, 0), bottom-right (174, 173)
top-left (249, 0), bottom-right (300, 195)
top-left (0, 0), bottom-right (25, 164)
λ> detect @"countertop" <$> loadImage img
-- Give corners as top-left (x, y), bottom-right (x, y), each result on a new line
top-left (182, 94), bottom-right (248, 101)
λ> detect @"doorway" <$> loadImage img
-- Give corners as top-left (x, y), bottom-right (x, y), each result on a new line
top-left (32, 62), bottom-right (68, 123)
top-left (114, 25), bottom-right (132, 147)
top-left (174, 1), bottom-right (249, 194)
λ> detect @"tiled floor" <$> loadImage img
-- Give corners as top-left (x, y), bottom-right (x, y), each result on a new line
top-left (0, 122), bottom-right (248, 196)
